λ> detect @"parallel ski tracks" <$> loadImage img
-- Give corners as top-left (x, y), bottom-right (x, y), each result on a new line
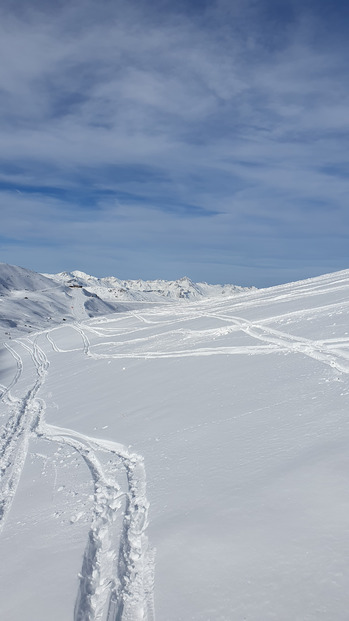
top-left (0, 332), bottom-right (155, 621)
top-left (0, 340), bottom-right (47, 530)
top-left (0, 342), bottom-right (23, 401)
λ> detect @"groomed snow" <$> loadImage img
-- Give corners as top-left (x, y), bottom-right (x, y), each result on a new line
top-left (1, 267), bottom-right (349, 620)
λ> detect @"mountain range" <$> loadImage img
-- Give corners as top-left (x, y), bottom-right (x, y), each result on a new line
top-left (0, 263), bottom-right (254, 338)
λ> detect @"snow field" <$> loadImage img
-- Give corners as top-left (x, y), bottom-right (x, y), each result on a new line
top-left (1, 268), bottom-right (349, 619)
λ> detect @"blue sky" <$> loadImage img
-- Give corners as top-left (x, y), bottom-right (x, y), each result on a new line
top-left (1, 0), bottom-right (348, 287)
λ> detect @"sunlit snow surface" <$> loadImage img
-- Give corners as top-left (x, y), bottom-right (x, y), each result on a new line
top-left (1, 269), bottom-right (349, 620)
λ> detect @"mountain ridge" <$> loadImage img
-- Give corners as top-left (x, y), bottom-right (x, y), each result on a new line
top-left (44, 269), bottom-right (254, 301)
top-left (0, 263), bottom-right (254, 339)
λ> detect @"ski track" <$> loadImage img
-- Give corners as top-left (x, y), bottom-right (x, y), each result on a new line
top-left (0, 343), bottom-right (23, 401)
top-left (66, 305), bottom-right (349, 374)
top-left (206, 312), bottom-right (349, 374)
top-left (0, 340), bottom-right (46, 530)
top-left (0, 332), bottom-right (155, 621)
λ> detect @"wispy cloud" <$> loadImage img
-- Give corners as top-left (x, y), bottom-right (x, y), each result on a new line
top-left (1, 0), bottom-right (348, 285)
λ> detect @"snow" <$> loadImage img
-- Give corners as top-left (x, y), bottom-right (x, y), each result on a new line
top-left (1, 265), bottom-right (349, 619)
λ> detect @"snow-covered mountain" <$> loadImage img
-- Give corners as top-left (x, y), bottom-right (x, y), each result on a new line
top-left (0, 263), bottom-right (57, 295)
top-left (1, 266), bottom-right (349, 620)
top-left (0, 263), bottom-right (254, 339)
top-left (45, 269), bottom-right (254, 301)
top-left (0, 263), bottom-right (121, 338)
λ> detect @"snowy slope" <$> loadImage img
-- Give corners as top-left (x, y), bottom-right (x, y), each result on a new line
top-left (0, 263), bottom-right (58, 295)
top-left (0, 264), bottom-right (127, 340)
top-left (1, 268), bottom-right (349, 620)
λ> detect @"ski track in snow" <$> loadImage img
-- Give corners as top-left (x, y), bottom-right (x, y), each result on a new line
top-left (0, 332), bottom-right (155, 621)
top-left (0, 340), bottom-right (46, 530)
top-left (68, 304), bottom-right (349, 375)
top-left (208, 313), bottom-right (349, 374)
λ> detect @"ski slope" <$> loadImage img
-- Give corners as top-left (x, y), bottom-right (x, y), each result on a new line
top-left (1, 269), bottom-right (349, 619)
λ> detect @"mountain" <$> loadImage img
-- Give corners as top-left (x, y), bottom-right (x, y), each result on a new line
top-left (45, 269), bottom-right (254, 301)
top-left (0, 263), bottom-right (121, 338)
top-left (1, 267), bottom-right (349, 620)
top-left (0, 263), bottom-right (57, 295)
top-left (0, 263), bottom-right (254, 339)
